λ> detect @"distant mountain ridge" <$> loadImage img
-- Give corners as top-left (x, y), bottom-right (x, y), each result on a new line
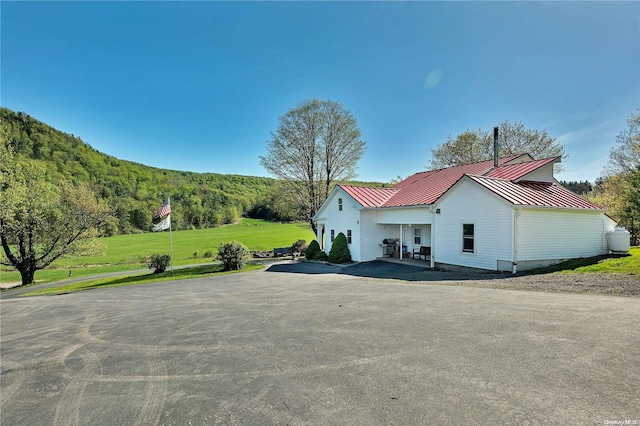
top-left (1, 107), bottom-right (281, 234)
top-left (1, 107), bottom-right (385, 234)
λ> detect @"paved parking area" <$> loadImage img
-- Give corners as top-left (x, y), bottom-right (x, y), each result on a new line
top-left (1, 261), bottom-right (639, 425)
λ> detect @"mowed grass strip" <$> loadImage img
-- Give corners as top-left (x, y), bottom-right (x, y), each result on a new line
top-left (536, 246), bottom-right (639, 275)
top-left (1, 219), bottom-right (314, 285)
top-left (21, 263), bottom-right (265, 297)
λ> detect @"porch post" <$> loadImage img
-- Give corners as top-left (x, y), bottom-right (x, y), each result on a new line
top-left (430, 210), bottom-right (436, 269)
top-left (317, 224), bottom-right (323, 250)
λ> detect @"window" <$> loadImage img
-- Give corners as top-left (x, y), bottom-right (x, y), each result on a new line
top-left (463, 224), bottom-right (474, 253)
top-left (331, 229), bottom-right (335, 242)
top-left (347, 230), bottom-right (352, 244)
top-left (414, 228), bottom-right (422, 245)
top-left (338, 198), bottom-right (343, 211)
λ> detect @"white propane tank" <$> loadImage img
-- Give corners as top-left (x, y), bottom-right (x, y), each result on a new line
top-left (607, 227), bottom-right (631, 253)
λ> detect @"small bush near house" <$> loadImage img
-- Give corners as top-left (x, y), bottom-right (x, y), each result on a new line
top-left (305, 240), bottom-right (321, 260)
top-left (217, 241), bottom-right (250, 271)
top-left (329, 232), bottom-right (351, 264)
top-left (314, 251), bottom-right (329, 261)
top-left (147, 254), bottom-right (171, 274)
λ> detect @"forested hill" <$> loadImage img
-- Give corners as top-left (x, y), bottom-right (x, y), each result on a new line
top-left (1, 107), bottom-right (282, 234)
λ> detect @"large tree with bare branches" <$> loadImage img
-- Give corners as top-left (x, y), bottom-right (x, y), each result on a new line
top-left (260, 99), bottom-right (365, 232)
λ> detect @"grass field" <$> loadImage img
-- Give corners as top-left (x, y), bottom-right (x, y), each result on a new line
top-left (1, 218), bottom-right (314, 285)
top-left (532, 246), bottom-right (639, 275)
top-left (20, 263), bottom-right (266, 297)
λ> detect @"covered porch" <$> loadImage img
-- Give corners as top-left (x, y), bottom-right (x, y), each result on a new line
top-left (375, 254), bottom-right (432, 268)
top-left (377, 222), bottom-right (433, 267)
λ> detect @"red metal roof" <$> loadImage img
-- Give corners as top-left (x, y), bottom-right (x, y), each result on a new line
top-left (483, 156), bottom-right (560, 180)
top-left (467, 176), bottom-right (604, 210)
top-left (339, 185), bottom-right (398, 208)
top-left (384, 155), bottom-right (531, 207)
top-left (334, 155), bottom-right (602, 211)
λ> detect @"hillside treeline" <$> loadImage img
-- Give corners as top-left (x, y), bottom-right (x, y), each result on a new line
top-left (1, 107), bottom-right (297, 234)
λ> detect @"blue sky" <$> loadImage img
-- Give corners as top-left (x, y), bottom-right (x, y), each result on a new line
top-left (2, 1), bottom-right (639, 183)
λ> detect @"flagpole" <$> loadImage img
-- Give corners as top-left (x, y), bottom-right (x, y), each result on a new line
top-left (169, 197), bottom-right (173, 276)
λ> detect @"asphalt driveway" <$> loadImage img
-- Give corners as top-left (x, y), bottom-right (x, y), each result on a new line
top-left (1, 261), bottom-right (638, 425)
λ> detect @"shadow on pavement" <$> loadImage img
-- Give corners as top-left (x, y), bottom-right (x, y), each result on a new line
top-left (265, 262), bottom-right (344, 275)
top-left (266, 260), bottom-right (514, 282)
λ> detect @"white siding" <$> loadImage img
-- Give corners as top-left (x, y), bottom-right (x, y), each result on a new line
top-left (405, 225), bottom-right (431, 254)
top-left (519, 163), bottom-right (554, 183)
top-left (376, 207), bottom-right (432, 224)
top-left (435, 180), bottom-right (513, 270)
top-left (319, 189), bottom-right (362, 260)
top-left (517, 209), bottom-right (614, 262)
top-left (360, 210), bottom-right (389, 261)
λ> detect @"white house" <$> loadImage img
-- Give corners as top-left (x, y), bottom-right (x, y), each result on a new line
top-left (312, 154), bottom-right (617, 273)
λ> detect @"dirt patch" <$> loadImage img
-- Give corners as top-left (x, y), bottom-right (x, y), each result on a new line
top-left (1, 282), bottom-right (24, 290)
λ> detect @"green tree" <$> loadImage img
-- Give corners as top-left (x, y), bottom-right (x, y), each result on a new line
top-left (429, 120), bottom-right (566, 171)
top-left (605, 108), bottom-right (640, 176)
top-left (0, 146), bottom-right (111, 285)
top-left (560, 180), bottom-right (593, 195)
top-left (1, 107), bottom-right (282, 235)
top-left (589, 108), bottom-right (640, 245)
top-left (260, 99), bottom-right (365, 232)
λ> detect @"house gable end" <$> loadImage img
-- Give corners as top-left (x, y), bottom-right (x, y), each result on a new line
top-left (435, 175), bottom-right (514, 210)
top-left (313, 186), bottom-right (362, 221)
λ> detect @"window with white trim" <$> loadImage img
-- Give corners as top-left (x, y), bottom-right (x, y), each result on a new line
top-left (463, 223), bottom-right (475, 253)
top-left (414, 228), bottom-right (422, 245)
top-left (331, 229), bottom-right (335, 242)
top-left (338, 198), bottom-right (343, 211)
top-left (347, 230), bottom-right (352, 244)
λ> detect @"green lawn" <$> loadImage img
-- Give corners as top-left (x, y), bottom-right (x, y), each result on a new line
top-left (21, 263), bottom-right (265, 297)
top-left (1, 218), bottom-right (314, 285)
top-left (536, 246), bottom-right (639, 275)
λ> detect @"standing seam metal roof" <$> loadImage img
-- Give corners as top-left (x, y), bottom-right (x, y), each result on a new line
top-left (334, 155), bottom-right (602, 211)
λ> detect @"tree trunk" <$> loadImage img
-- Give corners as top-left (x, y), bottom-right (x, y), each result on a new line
top-left (18, 264), bottom-right (36, 286)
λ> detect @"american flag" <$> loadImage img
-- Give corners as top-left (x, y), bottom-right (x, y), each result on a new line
top-left (153, 199), bottom-right (171, 220)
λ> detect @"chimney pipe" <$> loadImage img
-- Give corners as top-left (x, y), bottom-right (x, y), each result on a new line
top-left (493, 126), bottom-right (499, 168)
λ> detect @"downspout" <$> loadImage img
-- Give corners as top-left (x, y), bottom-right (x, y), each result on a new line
top-left (512, 207), bottom-right (522, 274)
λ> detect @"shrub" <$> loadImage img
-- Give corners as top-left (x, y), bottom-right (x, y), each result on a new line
top-left (147, 254), bottom-right (171, 274)
top-left (203, 249), bottom-right (214, 258)
top-left (329, 232), bottom-right (351, 264)
top-left (193, 250), bottom-right (200, 259)
top-left (314, 251), bottom-right (328, 261)
top-left (305, 240), bottom-right (321, 260)
top-left (291, 239), bottom-right (306, 257)
top-left (217, 241), bottom-right (250, 271)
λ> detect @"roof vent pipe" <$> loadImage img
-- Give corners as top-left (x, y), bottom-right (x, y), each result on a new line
top-left (493, 126), bottom-right (499, 168)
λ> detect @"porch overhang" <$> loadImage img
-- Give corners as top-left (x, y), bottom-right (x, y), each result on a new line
top-left (368, 205), bottom-right (433, 225)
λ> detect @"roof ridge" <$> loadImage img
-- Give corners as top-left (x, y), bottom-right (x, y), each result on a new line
top-left (423, 154), bottom-right (526, 174)
top-left (339, 184), bottom-right (397, 190)
top-left (468, 174), bottom-right (509, 181)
